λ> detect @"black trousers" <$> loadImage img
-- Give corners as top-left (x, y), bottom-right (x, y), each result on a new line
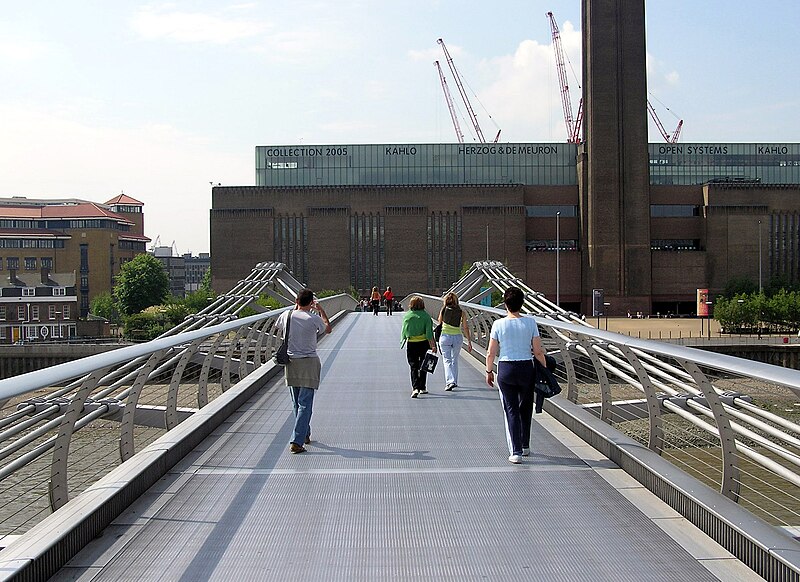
top-left (496, 360), bottom-right (535, 455)
top-left (406, 340), bottom-right (429, 391)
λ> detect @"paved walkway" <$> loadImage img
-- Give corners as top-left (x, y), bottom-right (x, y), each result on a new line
top-left (50, 313), bottom-right (762, 581)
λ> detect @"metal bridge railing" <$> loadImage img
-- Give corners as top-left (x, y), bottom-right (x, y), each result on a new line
top-left (0, 293), bottom-right (354, 537)
top-left (410, 292), bottom-right (800, 531)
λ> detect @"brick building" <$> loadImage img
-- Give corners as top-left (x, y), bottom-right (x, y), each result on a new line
top-left (0, 268), bottom-right (77, 343)
top-left (210, 2), bottom-right (800, 315)
top-left (210, 144), bottom-right (800, 315)
top-left (0, 195), bottom-right (149, 317)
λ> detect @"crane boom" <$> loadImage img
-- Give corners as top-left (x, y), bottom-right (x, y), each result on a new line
top-left (434, 60), bottom-right (464, 143)
top-left (437, 38), bottom-right (486, 143)
top-left (647, 100), bottom-right (683, 143)
top-left (546, 12), bottom-right (581, 144)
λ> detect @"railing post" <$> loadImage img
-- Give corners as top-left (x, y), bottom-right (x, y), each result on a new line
top-left (549, 332), bottom-right (578, 403)
top-left (679, 359), bottom-right (741, 501)
top-left (120, 349), bottom-right (169, 461)
top-left (199, 334), bottom-right (227, 408)
top-left (617, 345), bottom-right (664, 453)
top-left (49, 366), bottom-right (112, 511)
top-left (166, 338), bottom-right (204, 430)
top-left (576, 337), bottom-right (612, 423)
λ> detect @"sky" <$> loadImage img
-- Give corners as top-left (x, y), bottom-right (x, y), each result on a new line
top-left (1, 1), bottom-right (798, 255)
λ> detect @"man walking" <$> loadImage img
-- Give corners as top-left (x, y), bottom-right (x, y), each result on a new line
top-left (277, 289), bottom-right (332, 454)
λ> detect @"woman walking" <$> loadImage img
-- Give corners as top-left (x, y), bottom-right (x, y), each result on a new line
top-left (485, 287), bottom-right (546, 464)
top-left (400, 296), bottom-right (437, 398)
top-left (437, 292), bottom-right (472, 390)
top-left (383, 286), bottom-right (395, 316)
top-left (370, 286), bottom-right (381, 316)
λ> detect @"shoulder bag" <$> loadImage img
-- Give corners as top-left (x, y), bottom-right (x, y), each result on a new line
top-left (272, 312), bottom-right (292, 366)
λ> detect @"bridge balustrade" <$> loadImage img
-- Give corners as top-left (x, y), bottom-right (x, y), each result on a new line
top-left (0, 294), bottom-right (354, 539)
top-left (410, 292), bottom-right (800, 534)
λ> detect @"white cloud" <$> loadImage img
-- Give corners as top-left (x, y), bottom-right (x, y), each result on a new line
top-left (0, 37), bottom-right (49, 63)
top-left (131, 5), bottom-right (267, 44)
top-left (477, 21), bottom-right (582, 142)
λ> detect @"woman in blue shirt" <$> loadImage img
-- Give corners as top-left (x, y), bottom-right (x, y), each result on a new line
top-left (485, 287), bottom-right (547, 464)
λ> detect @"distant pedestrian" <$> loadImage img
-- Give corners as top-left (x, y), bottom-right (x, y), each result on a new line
top-left (400, 296), bottom-right (437, 398)
top-left (370, 286), bottom-right (381, 315)
top-left (485, 286), bottom-right (546, 464)
top-left (437, 292), bottom-right (472, 390)
top-left (383, 286), bottom-right (395, 316)
top-left (276, 289), bottom-right (332, 454)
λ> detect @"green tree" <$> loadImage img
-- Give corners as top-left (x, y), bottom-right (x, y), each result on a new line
top-left (183, 288), bottom-right (214, 312)
top-left (722, 277), bottom-right (758, 298)
top-left (114, 254), bottom-right (170, 316)
top-left (200, 267), bottom-right (213, 293)
top-left (89, 291), bottom-right (120, 323)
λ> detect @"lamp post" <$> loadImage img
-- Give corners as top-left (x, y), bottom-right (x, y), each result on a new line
top-left (758, 219), bottom-right (763, 294)
top-left (706, 300), bottom-right (713, 340)
top-left (603, 302), bottom-right (610, 330)
top-left (556, 211), bottom-right (561, 308)
top-left (737, 298), bottom-right (744, 337)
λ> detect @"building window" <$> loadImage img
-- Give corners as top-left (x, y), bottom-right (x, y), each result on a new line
top-left (348, 213), bottom-right (384, 294)
top-left (273, 215), bottom-right (309, 287)
top-left (31, 305), bottom-right (39, 320)
top-left (0, 306), bottom-right (5, 320)
top-left (17, 305), bottom-right (25, 320)
top-left (24, 257), bottom-right (37, 270)
top-left (525, 205), bottom-right (578, 218)
top-left (26, 325), bottom-right (37, 339)
top-left (22, 288), bottom-right (35, 296)
top-left (0, 327), bottom-right (5, 339)
top-left (63, 305), bottom-right (70, 320)
top-left (7, 257), bottom-right (19, 270)
top-left (49, 305), bottom-right (57, 320)
top-left (426, 212), bottom-right (461, 293)
top-left (41, 257), bottom-right (53, 269)
top-left (53, 287), bottom-right (66, 296)
top-left (526, 239), bottom-right (579, 252)
top-left (650, 205), bottom-right (702, 217)
top-left (80, 244), bottom-right (89, 274)
top-left (651, 239), bottom-right (702, 251)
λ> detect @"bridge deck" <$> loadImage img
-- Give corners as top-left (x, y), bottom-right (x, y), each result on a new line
top-left (51, 313), bottom-right (760, 581)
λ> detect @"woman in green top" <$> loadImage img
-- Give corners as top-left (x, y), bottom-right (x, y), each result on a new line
top-left (437, 292), bottom-right (473, 390)
top-left (400, 296), bottom-right (437, 398)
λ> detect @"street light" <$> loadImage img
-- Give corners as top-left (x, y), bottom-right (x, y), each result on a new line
top-left (706, 300), bottom-right (713, 340)
top-left (758, 219), bottom-right (763, 294)
top-left (556, 211), bottom-right (561, 308)
top-left (737, 298), bottom-right (745, 337)
top-left (603, 302), bottom-right (610, 330)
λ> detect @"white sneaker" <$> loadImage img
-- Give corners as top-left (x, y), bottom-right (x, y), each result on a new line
top-left (411, 390), bottom-right (418, 398)
top-left (508, 454), bottom-right (523, 464)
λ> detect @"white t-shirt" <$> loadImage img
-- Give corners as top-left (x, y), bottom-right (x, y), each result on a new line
top-left (277, 309), bottom-right (326, 358)
top-left (489, 316), bottom-right (540, 361)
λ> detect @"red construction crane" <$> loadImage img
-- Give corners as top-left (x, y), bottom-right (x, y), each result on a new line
top-left (437, 38), bottom-right (501, 143)
top-left (434, 60), bottom-right (464, 143)
top-left (546, 11), bottom-right (582, 144)
top-left (647, 99), bottom-right (683, 143)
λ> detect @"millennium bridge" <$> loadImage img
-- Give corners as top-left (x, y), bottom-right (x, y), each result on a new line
top-left (0, 262), bottom-right (798, 581)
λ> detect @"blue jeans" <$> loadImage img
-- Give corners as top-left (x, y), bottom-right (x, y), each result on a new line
top-left (289, 386), bottom-right (315, 445)
top-left (439, 333), bottom-right (463, 386)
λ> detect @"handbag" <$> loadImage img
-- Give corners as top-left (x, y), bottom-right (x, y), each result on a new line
top-left (533, 356), bottom-right (561, 398)
top-left (433, 322), bottom-right (443, 343)
top-left (272, 311), bottom-right (292, 366)
top-left (421, 350), bottom-right (439, 374)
